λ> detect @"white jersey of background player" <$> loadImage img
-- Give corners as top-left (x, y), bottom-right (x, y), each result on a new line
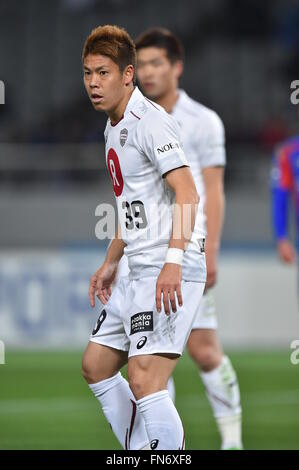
top-left (132, 28), bottom-right (243, 450)
top-left (82, 25), bottom-right (206, 450)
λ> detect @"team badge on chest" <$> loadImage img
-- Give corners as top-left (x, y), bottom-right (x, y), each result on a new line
top-left (120, 128), bottom-right (128, 147)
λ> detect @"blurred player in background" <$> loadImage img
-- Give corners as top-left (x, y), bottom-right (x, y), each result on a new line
top-left (271, 136), bottom-right (298, 266)
top-left (81, 25), bottom-right (207, 450)
top-left (132, 28), bottom-right (243, 450)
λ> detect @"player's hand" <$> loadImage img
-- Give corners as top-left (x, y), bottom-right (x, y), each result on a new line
top-left (89, 261), bottom-right (118, 308)
top-left (156, 263), bottom-right (183, 315)
top-left (277, 239), bottom-right (296, 264)
top-left (205, 245), bottom-right (218, 290)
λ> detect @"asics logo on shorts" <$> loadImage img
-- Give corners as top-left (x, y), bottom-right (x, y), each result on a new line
top-left (130, 311), bottom-right (153, 335)
top-left (150, 439), bottom-right (159, 449)
top-left (136, 336), bottom-right (147, 350)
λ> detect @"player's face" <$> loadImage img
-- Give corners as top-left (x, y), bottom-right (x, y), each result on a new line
top-left (83, 54), bottom-right (129, 114)
top-left (137, 47), bottom-right (181, 100)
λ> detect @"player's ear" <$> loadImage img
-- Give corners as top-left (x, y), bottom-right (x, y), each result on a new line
top-left (123, 65), bottom-right (134, 86)
top-left (174, 61), bottom-right (183, 80)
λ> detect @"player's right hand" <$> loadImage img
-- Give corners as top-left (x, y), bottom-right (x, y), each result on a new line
top-left (89, 261), bottom-right (118, 308)
top-left (277, 239), bottom-right (296, 264)
top-left (156, 263), bottom-right (183, 315)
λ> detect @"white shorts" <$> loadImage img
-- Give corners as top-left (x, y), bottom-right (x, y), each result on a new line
top-left (89, 276), bottom-right (205, 357)
top-left (192, 289), bottom-right (217, 330)
top-left (116, 255), bottom-right (217, 330)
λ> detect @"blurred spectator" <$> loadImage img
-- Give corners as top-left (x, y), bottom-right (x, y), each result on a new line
top-left (271, 135), bottom-right (298, 265)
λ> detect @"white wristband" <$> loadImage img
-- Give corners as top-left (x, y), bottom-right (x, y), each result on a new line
top-left (165, 248), bottom-right (184, 265)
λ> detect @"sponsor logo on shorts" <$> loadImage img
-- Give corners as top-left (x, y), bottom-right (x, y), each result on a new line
top-left (130, 311), bottom-right (153, 335)
top-left (150, 439), bottom-right (159, 449)
top-left (136, 336), bottom-right (147, 350)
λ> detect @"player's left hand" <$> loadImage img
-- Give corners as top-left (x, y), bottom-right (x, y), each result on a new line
top-left (156, 263), bottom-right (183, 315)
top-left (89, 261), bottom-right (118, 307)
top-left (205, 246), bottom-right (218, 290)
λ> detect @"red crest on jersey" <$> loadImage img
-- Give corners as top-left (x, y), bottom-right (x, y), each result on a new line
top-left (107, 148), bottom-right (124, 197)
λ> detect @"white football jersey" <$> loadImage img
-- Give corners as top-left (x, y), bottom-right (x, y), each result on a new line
top-left (171, 90), bottom-right (226, 228)
top-left (104, 87), bottom-right (206, 282)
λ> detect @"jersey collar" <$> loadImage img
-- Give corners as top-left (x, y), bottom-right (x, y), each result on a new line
top-left (108, 87), bottom-right (143, 127)
top-left (124, 86), bottom-right (144, 116)
top-left (172, 89), bottom-right (188, 115)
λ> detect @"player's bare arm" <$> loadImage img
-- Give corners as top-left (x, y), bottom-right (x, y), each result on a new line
top-left (202, 166), bottom-right (225, 289)
top-left (277, 239), bottom-right (296, 264)
top-left (156, 166), bottom-right (199, 315)
top-left (89, 225), bottom-right (126, 307)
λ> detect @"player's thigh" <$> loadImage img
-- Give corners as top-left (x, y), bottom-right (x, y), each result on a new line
top-left (82, 340), bottom-right (128, 384)
top-left (187, 328), bottom-right (223, 370)
top-left (127, 353), bottom-right (179, 399)
top-left (187, 328), bottom-right (222, 354)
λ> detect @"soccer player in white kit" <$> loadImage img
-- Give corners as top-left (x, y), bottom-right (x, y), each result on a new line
top-left (132, 28), bottom-right (242, 450)
top-left (81, 25), bottom-right (206, 450)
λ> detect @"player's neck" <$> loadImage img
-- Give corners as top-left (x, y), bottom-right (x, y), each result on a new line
top-left (108, 86), bottom-right (134, 126)
top-left (156, 89), bottom-right (179, 114)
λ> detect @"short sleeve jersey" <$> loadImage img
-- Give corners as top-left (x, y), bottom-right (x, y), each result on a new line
top-left (104, 87), bottom-right (206, 282)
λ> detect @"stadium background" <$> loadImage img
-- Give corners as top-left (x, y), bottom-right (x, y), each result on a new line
top-left (0, 0), bottom-right (299, 449)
